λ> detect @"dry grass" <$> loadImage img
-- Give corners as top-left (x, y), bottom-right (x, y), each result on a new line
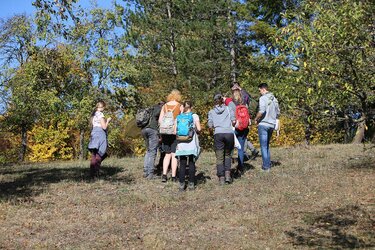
top-left (0, 144), bottom-right (374, 249)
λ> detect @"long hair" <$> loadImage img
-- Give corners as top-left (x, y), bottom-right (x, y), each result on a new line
top-left (232, 89), bottom-right (243, 105)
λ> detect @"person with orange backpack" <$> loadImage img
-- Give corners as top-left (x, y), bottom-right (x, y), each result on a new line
top-left (158, 90), bottom-right (183, 182)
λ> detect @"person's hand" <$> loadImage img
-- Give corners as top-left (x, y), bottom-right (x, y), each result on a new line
top-left (106, 117), bottom-right (112, 123)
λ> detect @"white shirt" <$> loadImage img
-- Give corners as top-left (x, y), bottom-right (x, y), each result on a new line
top-left (92, 111), bottom-right (104, 128)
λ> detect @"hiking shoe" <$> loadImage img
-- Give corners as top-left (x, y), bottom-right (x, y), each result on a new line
top-left (171, 176), bottom-right (177, 182)
top-left (162, 174), bottom-right (168, 182)
top-left (179, 182), bottom-right (185, 192)
top-left (146, 174), bottom-right (155, 180)
top-left (225, 171), bottom-right (232, 184)
top-left (188, 182), bottom-right (195, 191)
top-left (219, 176), bottom-right (225, 185)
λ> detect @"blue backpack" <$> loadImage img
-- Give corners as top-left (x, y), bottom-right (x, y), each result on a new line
top-left (176, 112), bottom-right (194, 138)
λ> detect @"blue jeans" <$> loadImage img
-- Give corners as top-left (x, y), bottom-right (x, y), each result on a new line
top-left (141, 128), bottom-right (159, 176)
top-left (234, 128), bottom-right (249, 169)
top-left (258, 125), bottom-right (274, 169)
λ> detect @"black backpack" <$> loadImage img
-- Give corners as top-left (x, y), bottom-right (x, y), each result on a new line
top-left (136, 107), bottom-right (153, 128)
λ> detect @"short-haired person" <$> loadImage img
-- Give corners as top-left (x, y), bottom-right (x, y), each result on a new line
top-left (208, 93), bottom-right (236, 184)
top-left (254, 83), bottom-right (280, 172)
top-left (158, 89), bottom-right (183, 182)
top-left (141, 102), bottom-right (163, 179)
top-left (88, 101), bottom-right (111, 178)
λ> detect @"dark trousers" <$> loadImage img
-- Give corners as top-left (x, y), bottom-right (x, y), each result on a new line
top-left (178, 155), bottom-right (195, 183)
top-left (214, 133), bottom-right (234, 177)
top-left (90, 150), bottom-right (107, 177)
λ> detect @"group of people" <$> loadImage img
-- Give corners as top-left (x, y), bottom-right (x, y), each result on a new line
top-left (87, 83), bottom-right (280, 191)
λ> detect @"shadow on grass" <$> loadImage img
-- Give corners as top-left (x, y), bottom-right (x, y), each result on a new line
top-left (0, 164), bottom-right (132, 202)
top-left (285, 205), bottom-right (375, 249)
top-left (346, 156), bottom-right (375, 169)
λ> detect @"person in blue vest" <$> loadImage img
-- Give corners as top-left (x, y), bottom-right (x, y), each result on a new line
top-left (174, 101), bottom-right (201, 191)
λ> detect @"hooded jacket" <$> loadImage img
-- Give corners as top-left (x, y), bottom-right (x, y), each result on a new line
top-left (258, 92), bottom-right (280, 128)
top-left (208, 104), bottom-right (235, 134)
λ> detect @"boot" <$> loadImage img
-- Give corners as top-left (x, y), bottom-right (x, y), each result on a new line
top-left (179, 182), bottom-right (185, 192)
top-left (219, 176), bottom-right (225, 185)
top-left (225, 171), bottom-right (232, 184)
top-left (188, 182), bottom-right (195, 191)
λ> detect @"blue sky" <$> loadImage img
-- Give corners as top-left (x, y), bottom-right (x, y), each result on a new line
top-left (0, 0), bottom-right (114, 19)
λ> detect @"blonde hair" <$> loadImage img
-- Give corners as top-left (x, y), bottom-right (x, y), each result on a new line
top-left (166, 89), bottom-right (182, 102)
top-left (232, 89), bottom-right (243, 105)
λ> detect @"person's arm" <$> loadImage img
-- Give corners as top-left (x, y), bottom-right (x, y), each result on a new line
top-left (100, 116), bottom-right (111, 130)
top-left (254, 97), bottom-right (266, 125)
top-left (194, 115), bottom-right (201, 133)
top-left (158, 105), bottom-right (165, 124)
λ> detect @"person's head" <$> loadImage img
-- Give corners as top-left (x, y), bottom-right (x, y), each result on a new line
top-left (232, 89), bottom-right (243, 104)
top-left (231, 82), bottom-right (242, 91)
top-left (182, 100), bottom-right (193, 112)
top-left (96, 101), bottom-right (106, 111)
top-left (167, 89), bottom-right (182, 102)
top-left (258, 83), bottom-right (269, 95)
top-left (213, 93), bottom-right (223, 105)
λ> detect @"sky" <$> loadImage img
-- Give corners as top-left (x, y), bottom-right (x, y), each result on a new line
top-left (0, 0), bottom-right (114, 19)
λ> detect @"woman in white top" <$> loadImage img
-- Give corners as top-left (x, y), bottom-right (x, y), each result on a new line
top-left (88, 101), bottom-right (111, 178)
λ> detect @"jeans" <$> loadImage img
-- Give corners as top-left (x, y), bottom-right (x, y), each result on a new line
top-left (142, 128), bottom-right (159, 176)
top-left (234, 128), bottom-right (249, 169)
top-left (258, 125), bottom-right (274, 169)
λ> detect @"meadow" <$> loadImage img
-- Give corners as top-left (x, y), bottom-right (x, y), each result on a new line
top-left (0, 144), bottom-right (374, 249)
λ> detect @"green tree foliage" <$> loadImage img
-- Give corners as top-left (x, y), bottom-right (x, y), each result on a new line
top-left (275, 0), bottom-right (375, 143)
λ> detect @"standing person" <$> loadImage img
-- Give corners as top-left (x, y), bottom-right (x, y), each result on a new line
top-left (175, 101), bottom-right (201, 191)
top-left (231, 82), bottom-right (251, 107)
top-left (232, 89), bottom-right (250, 174)
top-left (158, 89), bottom-right (183, 182)
top-left (140, 102), bottom-right (162, 179)
top-left (254, 83), bottom-right (280, 172)
top-left (88, 101), bottom-right (111, 178)
top-left (208, 93), bottom-right (236, 185)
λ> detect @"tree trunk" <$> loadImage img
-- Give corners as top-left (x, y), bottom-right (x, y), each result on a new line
top-left (18, 126), bottom-right (27, 162)
top-left (166, 1), bottom-right (178, 88)
top-left (228, 6), bottom-right (237, 84)
top-left (352, 115), bottom-right (366, 144)
top-left (79, 129), bottom-right (85, 160)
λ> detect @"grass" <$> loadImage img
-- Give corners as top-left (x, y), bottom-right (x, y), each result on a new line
top-left (0, 144), bottom-right (374, 249)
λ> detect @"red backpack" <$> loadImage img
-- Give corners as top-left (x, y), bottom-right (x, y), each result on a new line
top-left (236, 105), bottom-right (250, 130)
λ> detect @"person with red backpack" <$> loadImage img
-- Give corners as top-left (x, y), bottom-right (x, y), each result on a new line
top-left (232, 89), bottom-right (250, 175)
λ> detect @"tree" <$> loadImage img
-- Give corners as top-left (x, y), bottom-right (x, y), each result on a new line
top-left (275, 0), bottom-right (375, 143)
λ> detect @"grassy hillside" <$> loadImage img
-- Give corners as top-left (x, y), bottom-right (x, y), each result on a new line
top-left (0, 144), bottom-right (374, 249)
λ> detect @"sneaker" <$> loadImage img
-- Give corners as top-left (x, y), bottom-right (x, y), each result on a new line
top-left (188, 182), bottom-right (195, 190)
top-left (262, 168), bottom-right (270, 173)
top-left (162, 174), bottom-right (168, 182)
